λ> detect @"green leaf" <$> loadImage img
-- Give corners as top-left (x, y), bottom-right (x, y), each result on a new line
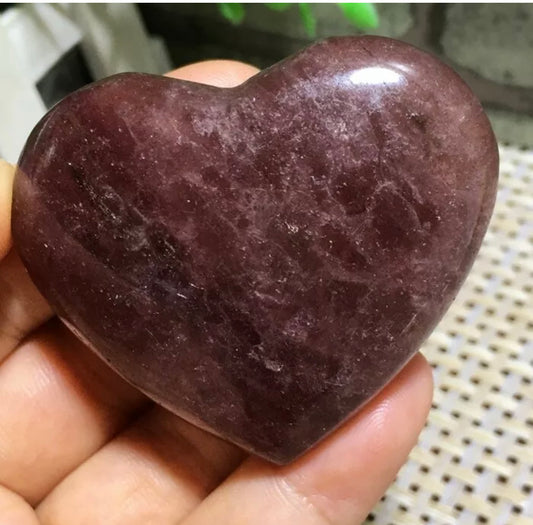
top-left (298, 3), bottom-right (317, 37)
top-left (337, 3), bottom-right (379, 29)
top-left (265, 3), bottom-right (291, 11)
top-left (218, 3), bottom-right (245, 25)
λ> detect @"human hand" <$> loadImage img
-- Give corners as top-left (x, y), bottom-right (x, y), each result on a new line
top-left (0, 61), bottom-right (433, 525)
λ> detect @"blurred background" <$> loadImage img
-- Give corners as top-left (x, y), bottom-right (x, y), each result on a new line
top-left (0, 4), bottom-right (532, 525)
top-left (1, 3), bottom-right (533, 161)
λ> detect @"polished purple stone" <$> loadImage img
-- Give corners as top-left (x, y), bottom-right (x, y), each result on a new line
top-left (12, 36), bottom-right (498, 463)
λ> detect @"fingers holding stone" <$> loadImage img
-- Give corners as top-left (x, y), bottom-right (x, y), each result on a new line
top-left (0, 320), bottom-right (148, 505)
top-left (37, 407), bottom-right (245, 525)
top-left (179, 354), bottom-right (433, 525)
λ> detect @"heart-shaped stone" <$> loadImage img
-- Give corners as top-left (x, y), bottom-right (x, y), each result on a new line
top-left (12, 36), bottom-right (498, 464)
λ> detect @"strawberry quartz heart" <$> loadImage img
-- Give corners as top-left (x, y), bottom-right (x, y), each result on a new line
top-left (12, 36), bottom-right (498, 463)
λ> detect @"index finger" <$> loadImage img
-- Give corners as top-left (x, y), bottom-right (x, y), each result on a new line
top-left (166, 59), bottom-right (260, 87)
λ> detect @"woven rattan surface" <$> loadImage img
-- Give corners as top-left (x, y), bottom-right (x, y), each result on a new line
top-left (367, 144), bottom-right (533, 525)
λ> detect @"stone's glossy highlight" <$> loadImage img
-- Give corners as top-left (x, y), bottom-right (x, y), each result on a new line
top-left (12, 36), bottom-right (498, 463)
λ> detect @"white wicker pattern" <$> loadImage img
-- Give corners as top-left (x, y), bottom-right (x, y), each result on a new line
top-left (367, 145), bottom-right (533, 525)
